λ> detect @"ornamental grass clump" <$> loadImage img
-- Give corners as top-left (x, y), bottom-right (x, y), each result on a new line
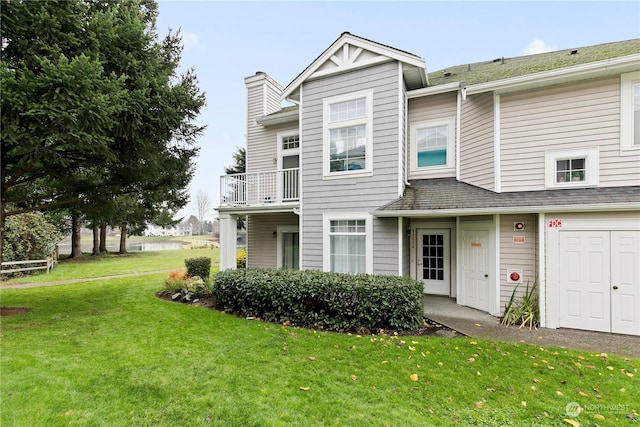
top-left (501, 278), bottom-right (539, 330)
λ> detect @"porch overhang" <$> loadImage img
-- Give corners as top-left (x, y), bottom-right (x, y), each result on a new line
top-left (371, 178), bottom-right (640, 217)
top-left (216, 203), bottom-right (300, 216)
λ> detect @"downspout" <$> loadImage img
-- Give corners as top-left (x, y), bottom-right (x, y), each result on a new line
top-left (456, 89), bottom-right (462, 181)
top-left (285, 89), bottom-right (303, 270)
top-left (493, 92), bottom-right (501, 193)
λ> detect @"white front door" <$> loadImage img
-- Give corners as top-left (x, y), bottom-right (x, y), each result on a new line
top-left (559, 230), bottom-right (640, 334)
top-left (611, 231), bottom-right (640, 334)
top-left (461, 228), bottom-right (490, 312)
top-left (417, 229), bottom-right (450, 295)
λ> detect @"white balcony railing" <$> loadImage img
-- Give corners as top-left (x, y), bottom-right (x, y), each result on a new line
top-left (220, 169), bottom-right (299, 207)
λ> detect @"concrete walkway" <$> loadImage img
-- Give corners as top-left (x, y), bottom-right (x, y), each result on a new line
top-left (424, 295), bottom-right (640, 359)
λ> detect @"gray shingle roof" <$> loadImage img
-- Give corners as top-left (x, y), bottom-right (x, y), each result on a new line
top-left (376, 178), bottom-right (640, 213)
top-left (428, 39), bottom-right (640, 87)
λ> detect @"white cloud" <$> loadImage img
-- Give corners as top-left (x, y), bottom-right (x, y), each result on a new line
top-left (180, 31), bottom-right (199, 50)
top-left (523, 39), bottom-right (558, 55)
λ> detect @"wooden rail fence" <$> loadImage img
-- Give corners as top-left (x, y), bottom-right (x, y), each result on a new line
top-left (0, 257), bottom-right (57, 275)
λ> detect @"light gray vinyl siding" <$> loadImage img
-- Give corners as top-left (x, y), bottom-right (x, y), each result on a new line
top-left (373, 217), bottom-right (399, 275)
top-left (246, 77), bottom-right (286, 173)
top-left (500, 77), bottom-right (640, 191)
top-left (247, 213), bottom-right (299, 268)
top-left (247, 122), bottom-right (296, 173)
top-left (498, 214), bottom-right (537, 315)
top-left (300, 61), bottom-right (402, 271)
top-left (460, 92), bottom-right (495, 190)
top-left (407, 92), bottom-right (457, 180)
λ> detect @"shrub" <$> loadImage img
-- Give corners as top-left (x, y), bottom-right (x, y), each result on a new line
top-left (236, 249), bottom-right (246, 268)
top-left (184, 257), bottom-right (211, 283)
top-left (501, 278), bottom-right (539, 330)
top-left (212, 268), bottom-right (424, 333)
top-left (3, 212), bottom-right (62, 263)
top-left (161, 270), bottom-right (211, 302)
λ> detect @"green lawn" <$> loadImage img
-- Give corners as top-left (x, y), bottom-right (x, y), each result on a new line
top-left (1, 257), bottom-right (638, 426)
top-left (1, 248), bottom-right (217, 285)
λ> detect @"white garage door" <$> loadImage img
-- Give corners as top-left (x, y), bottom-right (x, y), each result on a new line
top-left (559, 230), bottom-right (640, 335)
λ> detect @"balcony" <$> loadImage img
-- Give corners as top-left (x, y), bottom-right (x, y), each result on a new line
top-left (220, 169), bottom-right (299, 207)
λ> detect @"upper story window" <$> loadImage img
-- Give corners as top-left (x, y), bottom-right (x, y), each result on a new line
top-left (545, 147), bottom-right (599, 189)
top-left (621, 71), bottom-right (640, 154)
top-left (410, 119), bottom-right (455, 172)
top-left (323, 91), bottom-right (373, 178)
top-left (281, 134), bottom-right (299, 150)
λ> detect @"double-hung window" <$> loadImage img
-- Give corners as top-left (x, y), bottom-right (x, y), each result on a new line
top-left (410, 119), bottom-right (455, 172)
top-left (545, 147), bottom-right (599, 189)
top-left (329, 219), bottom-right (366, 274)
top-left (323, 91), bottom-right (373, 177)
top-left (621, 71), bottom-right (640, 154)
top-left (323, 213), bottom-right (372, 274)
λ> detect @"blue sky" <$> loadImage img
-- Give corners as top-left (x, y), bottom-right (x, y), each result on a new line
top-left (155, 0), bottom-right (640, 221)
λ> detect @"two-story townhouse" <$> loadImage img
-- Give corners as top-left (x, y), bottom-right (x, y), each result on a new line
top-left (218, 33), bottom-right (640, 336)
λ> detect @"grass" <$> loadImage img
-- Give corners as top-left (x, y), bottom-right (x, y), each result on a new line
top-left (1, 248), bottom-right (217, 285)
top-left (1, 255), bottom-right (638, 426)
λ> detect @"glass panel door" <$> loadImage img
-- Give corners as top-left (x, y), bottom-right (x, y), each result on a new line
top-left (417, 229), bottom-right (450, 295)
top-left (281, 231), bottom-right (299, 270)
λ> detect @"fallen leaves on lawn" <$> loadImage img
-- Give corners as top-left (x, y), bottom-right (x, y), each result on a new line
top-left (350, 375), bottom-right (358, 381)
top-left (563, 419), bottom-right (581, 427)
top-left (409, 374), bottom-right (418, 382)
top-left (299, 387), bottom-right (310, 391)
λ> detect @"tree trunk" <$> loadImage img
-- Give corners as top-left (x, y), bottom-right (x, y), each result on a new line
top-left (70, 215), bottom-right (82, 258)
top-left (99, 223), bottom-right (107, 253)
top-left (92, 222), bottom-right (100, 255)
top-left (0, 207), bottom-right (5, 265)
top-left (119, 223), bottom-right (127, 254)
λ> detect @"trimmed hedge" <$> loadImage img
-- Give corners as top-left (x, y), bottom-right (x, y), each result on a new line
top-left (184, 257), bottom-right (212, 283)
top-left (212, 268), bottom-right (424, 332)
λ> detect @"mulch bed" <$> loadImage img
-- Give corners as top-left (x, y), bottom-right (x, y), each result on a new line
top-left (0, 307), bottom-right (32, 316)
top-left (156, 292), bottom-right (463, 337)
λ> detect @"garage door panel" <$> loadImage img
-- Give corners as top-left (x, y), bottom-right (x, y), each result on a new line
top-left (559, 231), bottom-right (610, 332)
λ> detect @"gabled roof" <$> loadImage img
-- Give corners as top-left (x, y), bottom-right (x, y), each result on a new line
top-left (424, 39), bottom-right (640, 94)
top-left (283, 32), bottom-right (427, 102)
top-left (374, 178), bottom-right (640, 216)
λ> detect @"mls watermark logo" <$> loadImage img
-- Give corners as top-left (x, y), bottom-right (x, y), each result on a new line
top-left (565, 402), bottom-right (582, 417)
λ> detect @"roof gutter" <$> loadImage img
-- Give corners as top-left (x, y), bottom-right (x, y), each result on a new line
top-left (255, 109), bottom-right (299, 126)
top-left (406, 82), bottom-right (460, 99)
top-left (371, 202), bottom-right (640, 218)
top-left (464, 54), bottom-right (640, 96)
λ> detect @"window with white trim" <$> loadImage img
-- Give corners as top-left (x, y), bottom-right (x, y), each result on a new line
top-left (621, 71), bottom-right (640, 154)
top-left (410, 119), bottom-right (455, 172)
top-left (323, 91), bottom-right (373, 177)
top-left (329, 219), bottom-right (366, 274)
top-left (545, 147), bottom-right (599, 189)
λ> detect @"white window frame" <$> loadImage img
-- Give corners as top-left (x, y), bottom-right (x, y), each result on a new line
top-left (276, 129), bottom-right (300, 170)
top-left (410, 118), bottom-right (455, 173)
top-left (322, 90), bottom-right (373, 179)
top-left (322, 212), bottom-right (373, 274)
top-left (621, 71), bottom-right (640, 155)
top-left (544, 147), bottom-right (599, 189)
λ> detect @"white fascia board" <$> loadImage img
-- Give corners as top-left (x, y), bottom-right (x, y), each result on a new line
top-left (217, 204), bottom-right (300, 215)
top-left (282, 33), bottom-right (425, 100)
top-left (464, 54), bottom-right (640, 96)
top-left (256, 109), bottom-right (299, 126)
top-left (406, 82), bottom-right (460, 99)
top-left (371, 202), bottom-right (640, 218)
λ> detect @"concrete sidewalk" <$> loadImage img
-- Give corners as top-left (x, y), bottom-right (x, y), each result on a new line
top-left (424, 295), bottom-right (640, 359)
